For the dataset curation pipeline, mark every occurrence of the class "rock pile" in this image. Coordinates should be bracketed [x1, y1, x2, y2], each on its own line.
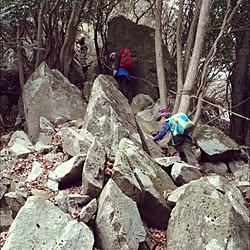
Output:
[1, 72, 249, 249]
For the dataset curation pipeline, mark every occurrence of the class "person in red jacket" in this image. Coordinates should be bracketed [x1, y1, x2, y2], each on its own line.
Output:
[109, 51, 132, 103]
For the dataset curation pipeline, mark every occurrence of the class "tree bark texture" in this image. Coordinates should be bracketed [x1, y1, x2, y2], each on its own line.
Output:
[172, 0, 184, 114]
[155, 0, 168, 109]
[16, 23, 25, 89]
[183, 0, 201, 78]
[35, 0, 45, 69]
[230, 30, 250, 148]
[193, 0, 236, 124]
[59, 1, 81, 78]
[178, 0, 210, 114]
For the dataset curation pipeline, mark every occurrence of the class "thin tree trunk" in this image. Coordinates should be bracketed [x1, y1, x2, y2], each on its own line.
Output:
[193, 0, 243, 123]
[178, 0, 210, 114]
[155, 0, 167, 108]
[59, 1, 81, 78]
[183, 0, 201, 78]
[172, 0, 184, 114]
[17, 23, 25, 89]
[35, 0, 45, 69]
[230, 30, 250, 147]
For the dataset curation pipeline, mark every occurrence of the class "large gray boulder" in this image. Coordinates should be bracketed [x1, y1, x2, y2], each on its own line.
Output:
[202, 162, 228, 175]
[167, 176, 250, 250]
[7, 131, 32, 148]
[2, 196, 94, 250]
[193, 125, 241, 162]
[107, 16, 176, 100]
[131, 94, 154, 115]
[48, 155, 85, 189]
[171, 162, 202, 186]
[60, 127, 94, 156]
[81, 74, 142, 157]
[23, 62, 87, 143]
[112, 138, 176, 229]
[82, 138, 106, 198]
[0, 200, 13, 232]
[96, 179, 146, 250]
[135, 101, 161, 135]
[228, 160, 250, 181]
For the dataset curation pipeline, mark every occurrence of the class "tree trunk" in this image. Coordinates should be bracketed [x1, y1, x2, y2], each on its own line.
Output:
[193, 0, 235, 123]
[59, 1, 81, 78]
[172, 0, 184, 114]
[16, 23, 25, 89]
[35, 0, 45, 69]
[178, 0, 210, 114]
[155, 0, 167, 108]
[230, 30, 250, 148]
[183, 0, 201, 78]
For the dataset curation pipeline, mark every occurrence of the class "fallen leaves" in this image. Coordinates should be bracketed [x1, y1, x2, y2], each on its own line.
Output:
[163, 188, 177, 200]
[148, 228, 167, 249]
[0, 230, 8, 249]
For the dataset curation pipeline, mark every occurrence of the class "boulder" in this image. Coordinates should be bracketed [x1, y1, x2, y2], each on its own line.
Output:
[228, 160, 250, 181]
[79, 199, 97, 224]
[81, 74, 142, 157]
[82, 138, 106, 198]
[134, 100, 166, 158]
[171, 162, 203, 186]
[202, 162, 228, 175]
[107, 16, 176, 101]
[8, 144, 31, 159]
[2, 196, 94, 250]
[135, 101, 161, 134]
[4, 192, 25, 217]
[154, 156, 181, 170]
[26, 161, 43, 182]
[38, 116, 56, 144]
[47, 179, 59, 191]
[96, 179, 146, 250]
[167, 176, 250, 250]
[60, 127, 93, 156]
[0, 183, 8, 200]
[231, 180, 250, 192]
[112, 138, 176, 229]
[15, 182, 30, 199]
[193, 125, 240, 162]
[7, 131, 32, 148]
[131, 94, 154, 114]
[0, 200, 13, 232]
[67, 194, 91, 207]
[23, 62, 87, 143]
[48, 155, 85, 189]
[54, 191, 77, 215]
[167, 184, 187, 206]
[141, 136, 166, 158]
[82, 80, 94, 102]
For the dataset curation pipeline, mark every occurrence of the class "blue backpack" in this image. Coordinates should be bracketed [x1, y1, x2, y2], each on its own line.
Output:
[167, 113, 194, 136]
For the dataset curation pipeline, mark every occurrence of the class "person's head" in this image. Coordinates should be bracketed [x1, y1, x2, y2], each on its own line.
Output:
[109, 52, 116, 62]
[156, 109, 171, 123]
